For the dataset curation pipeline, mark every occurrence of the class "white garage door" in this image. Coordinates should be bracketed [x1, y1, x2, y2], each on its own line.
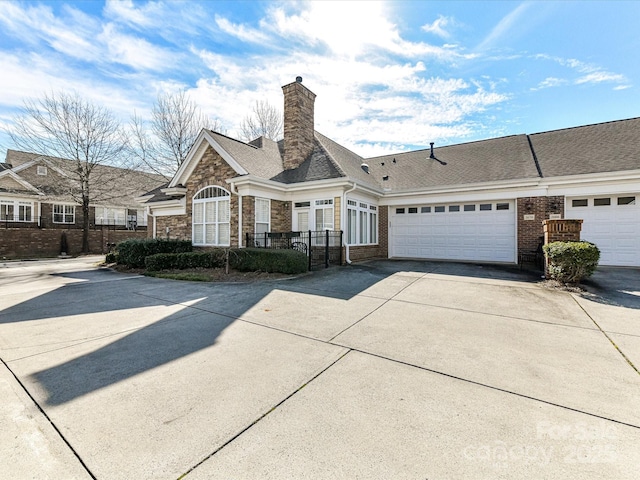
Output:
[565, 194, 640, 266]
[390, 201, 516, 263]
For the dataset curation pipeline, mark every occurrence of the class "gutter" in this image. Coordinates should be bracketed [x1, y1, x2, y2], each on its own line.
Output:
[343, 182, 357, 265]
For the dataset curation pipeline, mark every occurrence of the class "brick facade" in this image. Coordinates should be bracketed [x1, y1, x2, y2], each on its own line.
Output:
[0, 228, 147, 258]
[517, 196, 564, 257]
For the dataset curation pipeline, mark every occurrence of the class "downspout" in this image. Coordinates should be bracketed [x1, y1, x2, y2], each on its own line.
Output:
[343, 182, 357, 264]
[230, 182, 242, 248]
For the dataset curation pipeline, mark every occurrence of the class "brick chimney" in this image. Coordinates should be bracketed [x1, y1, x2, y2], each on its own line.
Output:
[282, 76, 316, 170]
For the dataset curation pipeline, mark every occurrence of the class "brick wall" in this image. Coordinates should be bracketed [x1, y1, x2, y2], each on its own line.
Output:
[0, 228, 147, 258]
[282, 80, 316, 170]
[517, 196, 564, 256]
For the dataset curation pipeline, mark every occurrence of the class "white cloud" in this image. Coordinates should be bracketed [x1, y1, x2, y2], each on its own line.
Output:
[258, 1, 463, 60]
[99, 24, 177, 71]
[421, 15, 455, 39]
[533, 54, 628, 88]
[215, 16, 270, 44]
[531, 77, 568, 91]
[575, 72, 627, 85]
[476, 2, 531, 51]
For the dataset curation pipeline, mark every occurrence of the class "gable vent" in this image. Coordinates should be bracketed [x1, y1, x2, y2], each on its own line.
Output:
[37, 165, 47, 176]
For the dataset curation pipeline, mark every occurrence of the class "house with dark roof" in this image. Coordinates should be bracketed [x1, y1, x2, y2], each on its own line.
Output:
[0, 150, 166, 257]
[140, 78, 640, 267]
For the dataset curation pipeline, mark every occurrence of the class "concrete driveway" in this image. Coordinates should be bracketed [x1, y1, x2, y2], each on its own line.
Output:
[1, 257, 639, 479]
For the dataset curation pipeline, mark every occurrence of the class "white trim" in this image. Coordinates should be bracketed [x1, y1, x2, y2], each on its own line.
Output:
[0, 170, 44, 194]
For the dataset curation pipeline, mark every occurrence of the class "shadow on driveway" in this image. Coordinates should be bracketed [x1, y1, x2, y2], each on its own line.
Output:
[3, 260, 637, 407]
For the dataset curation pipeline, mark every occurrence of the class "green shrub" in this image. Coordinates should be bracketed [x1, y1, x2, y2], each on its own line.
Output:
[105, 252, 118, 264]
[116, 238, 192, 268]
[229, 248, 307, 274]
[543, 241, 600, 284]
[145, 250, 227, 271]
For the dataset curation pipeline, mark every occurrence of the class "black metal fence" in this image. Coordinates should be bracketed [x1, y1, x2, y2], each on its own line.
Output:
[245, 230, 343, 270]
[1, 216, 147, 231]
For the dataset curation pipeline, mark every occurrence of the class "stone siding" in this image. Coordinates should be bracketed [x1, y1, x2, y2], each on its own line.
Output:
[282, 81, 316, 170]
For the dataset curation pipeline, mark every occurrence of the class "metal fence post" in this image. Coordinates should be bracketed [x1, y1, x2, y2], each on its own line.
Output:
[308, 230, 312, 271]
[325, 229, 329, 268]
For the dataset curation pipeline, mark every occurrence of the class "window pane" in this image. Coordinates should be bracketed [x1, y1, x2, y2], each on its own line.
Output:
[359, 210, 367, 243]
[434, 206, 445, 213]
[370, 212, 377, 244]
[421, 206, 431, 213]
[255, 198, 269, 222]
[218, 200, 230, 222]
[464, 205, 476, 211]
[193, 225, 203, 243]
[496, 203, 510, 210]
[205, 225, 216, 244]
[594, 198, 611, 206]
[408, 207, 418, 214]
[618, 197, 635, 205]
[193, 203, 203, 223]
[347, 209, 357, 244]
[395, 208, 405, 214]
[572, 199, 588, 207]
[449, 205, 460, 212]
[480, 204, 492, 211]
[218, 224, 230, 244]
[315, 209, 324, 230]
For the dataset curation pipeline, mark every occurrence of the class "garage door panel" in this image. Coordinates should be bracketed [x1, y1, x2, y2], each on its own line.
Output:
[566, 196, 640, 266]
[391, 201, 515, 262]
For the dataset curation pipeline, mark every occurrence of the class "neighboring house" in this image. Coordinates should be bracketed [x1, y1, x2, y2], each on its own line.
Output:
[1, 149, 165, 230]
[140, 77, 640, 267]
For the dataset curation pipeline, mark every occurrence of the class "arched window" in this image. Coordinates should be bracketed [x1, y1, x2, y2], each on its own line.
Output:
[192, 186, 230, 246]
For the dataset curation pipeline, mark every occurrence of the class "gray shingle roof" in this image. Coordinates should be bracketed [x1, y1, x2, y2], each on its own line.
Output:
[365, 134, 540, 192]
[270, 139, 343, 183]
[3, 149, 166, 206]
[209, 131, 284, 179]
[530, 117, 640, 177]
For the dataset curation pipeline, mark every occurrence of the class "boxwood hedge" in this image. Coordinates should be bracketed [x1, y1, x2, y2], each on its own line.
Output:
[116, 239, 192, 268]
[543, 241, 600, 284]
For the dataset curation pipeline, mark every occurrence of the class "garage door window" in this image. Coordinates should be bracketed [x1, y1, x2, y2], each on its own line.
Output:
[572, 199, 588, 207]
[480, 204, 492, 211]
[464, 205, 476, 212]
[618, 196, 635, 205]
[435, 206, 445, 213]
[594, 198, 611, 206]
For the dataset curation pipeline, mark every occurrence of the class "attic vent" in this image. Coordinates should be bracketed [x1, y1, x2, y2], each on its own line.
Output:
[37, 165, 47, 176]
[360, 162, 370, 174]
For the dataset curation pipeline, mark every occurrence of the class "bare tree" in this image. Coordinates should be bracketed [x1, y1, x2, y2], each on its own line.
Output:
[9, 91, 130, 253]
[129, 91, 220, 178]
[239, 100, 283, 142]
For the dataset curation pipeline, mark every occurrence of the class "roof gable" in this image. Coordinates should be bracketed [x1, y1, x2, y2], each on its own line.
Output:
[0, 169, 43, 195]
[170, 130, 250, 188]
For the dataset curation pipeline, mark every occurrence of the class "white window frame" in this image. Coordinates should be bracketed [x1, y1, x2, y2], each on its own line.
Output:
[96, 207, 127, 226]
[0, 199, 34, 222]
[192, 186, 231, 247]
[254, 197, 271, 246]
[314, 199, 334, 231]
[53, 204, 75, 224]
[346, 198, 378, 245]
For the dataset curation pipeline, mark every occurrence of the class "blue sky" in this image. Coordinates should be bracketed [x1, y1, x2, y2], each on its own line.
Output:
[1, 0, 638, 160]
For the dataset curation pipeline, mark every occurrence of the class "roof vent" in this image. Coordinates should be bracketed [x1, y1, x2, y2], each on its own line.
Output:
[383, 175, 389, 181]
[360, 162, 370, 174]
[392, 158, 396, 164]
[428, 142, 447, 165]
[296, 76, 303, 83]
